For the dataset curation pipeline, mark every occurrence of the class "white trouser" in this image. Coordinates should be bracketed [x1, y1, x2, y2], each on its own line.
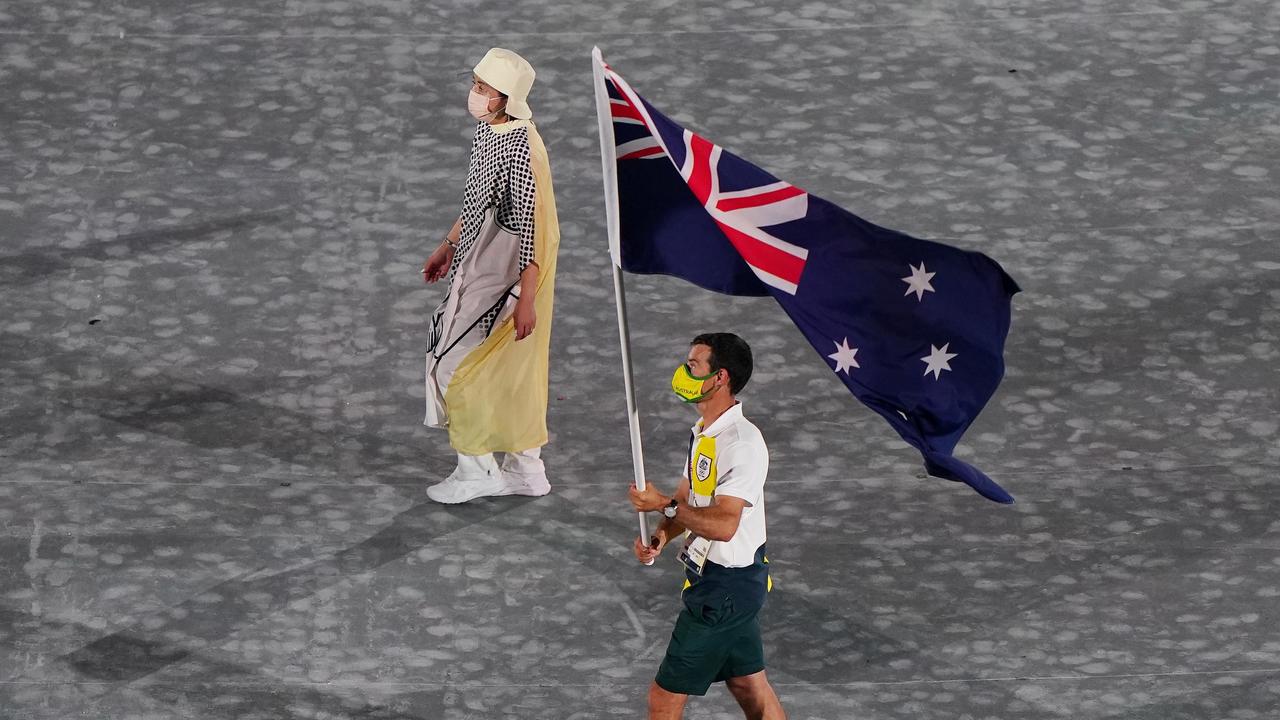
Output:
[449, 446, 543, 479]
[500, 446, 544, 476]
[452, 450, 500, 480]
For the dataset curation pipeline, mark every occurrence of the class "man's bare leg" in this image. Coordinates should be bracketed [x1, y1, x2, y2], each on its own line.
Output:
[648, 681, 690, 720]
[725, 670, 786, 720]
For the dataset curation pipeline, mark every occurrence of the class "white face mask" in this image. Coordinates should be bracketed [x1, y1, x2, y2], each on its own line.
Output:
[467, 89, 502, 120]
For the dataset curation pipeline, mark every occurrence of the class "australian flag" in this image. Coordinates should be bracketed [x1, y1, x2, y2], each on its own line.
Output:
[601, 56, 1021, 504]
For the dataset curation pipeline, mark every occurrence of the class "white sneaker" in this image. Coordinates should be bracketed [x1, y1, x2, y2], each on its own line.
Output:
[500, 469, 551, 497]
[499, 447, 550, 497]
[430, 465, 463, 487]
[427, 453, 505, 504]
[426, 472, 508, 504]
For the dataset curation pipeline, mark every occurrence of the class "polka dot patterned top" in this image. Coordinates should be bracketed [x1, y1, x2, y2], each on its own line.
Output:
[451, 120, 538, 283]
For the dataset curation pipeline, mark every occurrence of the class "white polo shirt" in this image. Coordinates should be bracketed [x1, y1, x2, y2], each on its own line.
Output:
[681, 402, 769, 569]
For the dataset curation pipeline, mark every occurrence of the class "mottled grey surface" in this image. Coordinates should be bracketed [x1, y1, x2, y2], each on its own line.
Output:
[2, 0, 1279, 718]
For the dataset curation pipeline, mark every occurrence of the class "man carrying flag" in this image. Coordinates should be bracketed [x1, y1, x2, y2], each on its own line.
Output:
[593, 48, 1020, 504]
[629, 333, 786, 720]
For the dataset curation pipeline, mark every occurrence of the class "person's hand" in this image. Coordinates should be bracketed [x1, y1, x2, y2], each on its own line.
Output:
[422, 242, 454, 283]
[629, 483, 671, 513]
[513, 295, 536, 340]
[633, 528, 668, 564]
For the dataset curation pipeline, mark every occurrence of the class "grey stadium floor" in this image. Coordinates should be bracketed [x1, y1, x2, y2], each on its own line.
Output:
[2, 1, 1279, 718]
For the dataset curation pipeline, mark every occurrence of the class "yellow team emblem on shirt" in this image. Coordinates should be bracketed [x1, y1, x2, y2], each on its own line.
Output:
[690, 435, 718, 498]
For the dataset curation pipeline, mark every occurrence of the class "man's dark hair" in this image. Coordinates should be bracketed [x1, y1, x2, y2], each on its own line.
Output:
[691, 333, 753, 395]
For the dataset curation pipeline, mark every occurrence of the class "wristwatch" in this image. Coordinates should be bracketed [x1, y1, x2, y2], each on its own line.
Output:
[662, 498, 679, 518]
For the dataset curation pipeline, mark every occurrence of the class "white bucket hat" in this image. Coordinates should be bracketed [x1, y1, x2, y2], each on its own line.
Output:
[473, 48, 535, 120]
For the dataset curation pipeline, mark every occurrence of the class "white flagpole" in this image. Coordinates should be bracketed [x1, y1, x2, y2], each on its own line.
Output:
[592, 47, 653, 556]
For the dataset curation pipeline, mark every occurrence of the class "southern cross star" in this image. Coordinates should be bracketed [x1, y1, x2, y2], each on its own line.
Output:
[921, 343, 957, 380]
[827, 337, 860, 374]
[902, 262, 937, 302]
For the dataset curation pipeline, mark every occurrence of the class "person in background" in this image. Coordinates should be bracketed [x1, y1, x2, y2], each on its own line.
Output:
[422, 47, 559, 504]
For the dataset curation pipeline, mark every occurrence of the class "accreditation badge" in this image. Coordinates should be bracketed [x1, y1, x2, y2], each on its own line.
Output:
[678, 534, 713, 576]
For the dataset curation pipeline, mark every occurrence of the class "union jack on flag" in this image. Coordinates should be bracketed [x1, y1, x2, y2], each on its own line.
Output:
[598, 53, 1021, 503]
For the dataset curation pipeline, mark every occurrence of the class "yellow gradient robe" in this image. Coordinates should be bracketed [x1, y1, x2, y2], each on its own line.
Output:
[444, 121, 558, 454]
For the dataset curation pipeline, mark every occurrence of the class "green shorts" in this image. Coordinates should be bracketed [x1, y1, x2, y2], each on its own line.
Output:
[654, 548, 769, 696]
[655, 597, 764, 696]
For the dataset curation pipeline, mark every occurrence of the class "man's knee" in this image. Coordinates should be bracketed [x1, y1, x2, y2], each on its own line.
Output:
[726, 671, 785, 720]
[725, 670, 775, 709]
[725, 669, 768, 693]
[648, 681, 672, 704]
[648, 680, 687, 718]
